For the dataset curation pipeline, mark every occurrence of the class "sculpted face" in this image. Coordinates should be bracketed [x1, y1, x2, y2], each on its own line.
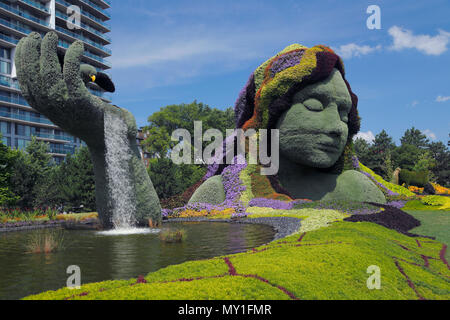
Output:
[276, 69, 352, 168]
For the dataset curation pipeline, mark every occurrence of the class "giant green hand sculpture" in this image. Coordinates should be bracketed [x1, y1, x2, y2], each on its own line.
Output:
[15, 32, 161, 229]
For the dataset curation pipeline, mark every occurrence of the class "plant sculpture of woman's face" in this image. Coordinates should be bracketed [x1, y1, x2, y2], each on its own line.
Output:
[276, 68, 352, 169]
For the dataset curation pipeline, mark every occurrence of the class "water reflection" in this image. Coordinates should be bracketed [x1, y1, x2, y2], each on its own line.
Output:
[0, 222, 274, 300]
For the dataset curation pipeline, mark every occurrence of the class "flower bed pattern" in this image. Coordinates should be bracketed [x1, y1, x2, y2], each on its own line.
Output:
[24, 221, 450, 300]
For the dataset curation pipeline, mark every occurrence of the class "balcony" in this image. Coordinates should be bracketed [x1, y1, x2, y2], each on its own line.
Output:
[55, 10, 111, 43]
[0, 110, 55, 126]
[0, 75, 21, 91]
[0, 1, 50, 28]
[79, 0, 110, 19]
[0, 94, 29, 107]
[33, 132, 74, 142]
[0, 32, 19, 46]
[55, 0, 110, 30]
[0, 16, 31, 36]
[55, 25, 111, 55]
[18, 0, 50, 15]
[49, 144, 75, 155]
[58, 39, 112, 68]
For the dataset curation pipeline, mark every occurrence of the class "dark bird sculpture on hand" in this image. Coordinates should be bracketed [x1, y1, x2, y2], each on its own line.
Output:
[57, 51, 115, 93]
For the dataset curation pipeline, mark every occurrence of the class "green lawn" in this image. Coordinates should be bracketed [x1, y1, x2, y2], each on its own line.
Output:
[24, 220, 450, 300]
[407, 210, 450, 261]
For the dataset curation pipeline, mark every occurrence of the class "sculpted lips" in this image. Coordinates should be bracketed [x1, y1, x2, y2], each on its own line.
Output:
[316, 142, 341, 153]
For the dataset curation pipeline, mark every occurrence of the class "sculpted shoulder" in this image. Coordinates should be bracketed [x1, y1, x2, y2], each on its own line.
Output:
[322, 170, 386, 204]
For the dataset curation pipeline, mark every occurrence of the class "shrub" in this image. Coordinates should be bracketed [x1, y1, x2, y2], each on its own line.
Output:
[159, 229, 186, 243]
[26, 230, 65, 254]
[399, 169, 428, 187]
[421, 195, 450, 209]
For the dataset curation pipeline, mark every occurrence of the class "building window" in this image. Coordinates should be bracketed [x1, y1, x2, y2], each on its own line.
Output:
[0, 121, 10, 134]
[2, 136, 11, 147]
[0, 47, 11, 60]
[0, 60, 11, 74]
[15, 124, 31, 137]
[15, 138, 30, 150]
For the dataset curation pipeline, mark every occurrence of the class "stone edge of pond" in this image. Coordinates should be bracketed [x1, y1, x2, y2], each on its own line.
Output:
[165, 217, 301, 242]
[0, 221, 66, 233]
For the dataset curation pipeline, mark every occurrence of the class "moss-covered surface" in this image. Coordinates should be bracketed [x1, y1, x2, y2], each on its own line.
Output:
[188, 175, 226, 205]
[24, 215, 449, 300]
[321, 170, 386, 203]
[407, 210, 450, 261]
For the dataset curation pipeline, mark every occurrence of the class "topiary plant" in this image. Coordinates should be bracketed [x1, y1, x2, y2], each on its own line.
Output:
[14, 32, 161, 228]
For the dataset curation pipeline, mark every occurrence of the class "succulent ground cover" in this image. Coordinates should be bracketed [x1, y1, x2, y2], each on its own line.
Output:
[24, 221, 450, 300]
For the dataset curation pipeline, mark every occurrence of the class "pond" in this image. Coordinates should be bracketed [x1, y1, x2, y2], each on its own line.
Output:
[0, 221, 275, 300]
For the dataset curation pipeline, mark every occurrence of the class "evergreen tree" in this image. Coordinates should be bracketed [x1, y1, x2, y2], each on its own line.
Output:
[400, 127, 429, 148]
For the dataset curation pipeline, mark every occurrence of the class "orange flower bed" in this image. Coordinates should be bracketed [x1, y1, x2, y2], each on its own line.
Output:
[431, 183, 450, 195]
[408, 186, 424, 194]
[177, 208, 235, 218]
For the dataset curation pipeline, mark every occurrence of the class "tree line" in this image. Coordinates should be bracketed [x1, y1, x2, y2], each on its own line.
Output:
[354, 128, 449, 187]
[1, 101, 448, 209]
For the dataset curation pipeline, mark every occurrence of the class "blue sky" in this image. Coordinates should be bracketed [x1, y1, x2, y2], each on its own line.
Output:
[108, 0, 450, 144]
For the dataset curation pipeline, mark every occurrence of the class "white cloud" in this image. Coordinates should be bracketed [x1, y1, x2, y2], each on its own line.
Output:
[422, 129, 437, 141]
[354, 131, 375, 143]
[388, 26, 450, 55]
[334, 43, 381, 59]
[411, 100, 419, 107]
[436, 95, 450, 102]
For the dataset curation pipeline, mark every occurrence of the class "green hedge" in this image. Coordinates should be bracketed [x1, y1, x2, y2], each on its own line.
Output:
[399, 169, 429, 187]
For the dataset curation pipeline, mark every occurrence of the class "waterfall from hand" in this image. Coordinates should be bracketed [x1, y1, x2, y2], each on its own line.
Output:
[104, 111, 137, 230]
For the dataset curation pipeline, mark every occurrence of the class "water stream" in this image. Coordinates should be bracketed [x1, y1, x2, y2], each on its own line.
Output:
[103, 111, 138, 231]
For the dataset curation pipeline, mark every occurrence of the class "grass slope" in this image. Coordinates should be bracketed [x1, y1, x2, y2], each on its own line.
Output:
[407, 210, 450, 261]
[24, 221, 450, 300]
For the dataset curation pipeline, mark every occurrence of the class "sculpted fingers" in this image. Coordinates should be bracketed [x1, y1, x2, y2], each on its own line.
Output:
[63, 41, 90, 99]
[15, 33, 42, 106]
[40, 32, 66, 102]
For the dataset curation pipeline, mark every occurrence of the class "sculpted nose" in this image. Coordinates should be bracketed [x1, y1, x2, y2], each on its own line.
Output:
[324, 103, 346, 138]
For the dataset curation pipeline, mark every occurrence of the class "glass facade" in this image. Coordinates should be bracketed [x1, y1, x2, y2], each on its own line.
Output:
[0, 0, 111, 162]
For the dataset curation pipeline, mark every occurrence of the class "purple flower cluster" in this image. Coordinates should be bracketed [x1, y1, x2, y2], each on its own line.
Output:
[161, 209, 172, 218]
[248, 198, 310, 210]
[221, 155, 248, 216]
[351, 156, 360, 170]
[361, 171, 399, 197]
[270, 51, 304, 77]
[203, 131, 238, 180]
[234, 73, 256, 128]
[173, 155, 249, 217]
[386, 201, 407, 209]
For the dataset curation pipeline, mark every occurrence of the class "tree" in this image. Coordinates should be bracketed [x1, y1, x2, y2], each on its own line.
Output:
[354, 137, 371, 165]
[392, 144, 423, 171]
[383, 151, 394, 183]
[143, 101, 233, 198]
[34, 146, 96, 210]
[366, 130, 396, 176]
[143, 101, 234, 159]
[10, 137, 52, 208]
[147, 158, 180, 199]
[147, 157, 206, 199]
[400, 127, 429, 149]
[427, 141, 450, 186]
[0, 134, 19, 206]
